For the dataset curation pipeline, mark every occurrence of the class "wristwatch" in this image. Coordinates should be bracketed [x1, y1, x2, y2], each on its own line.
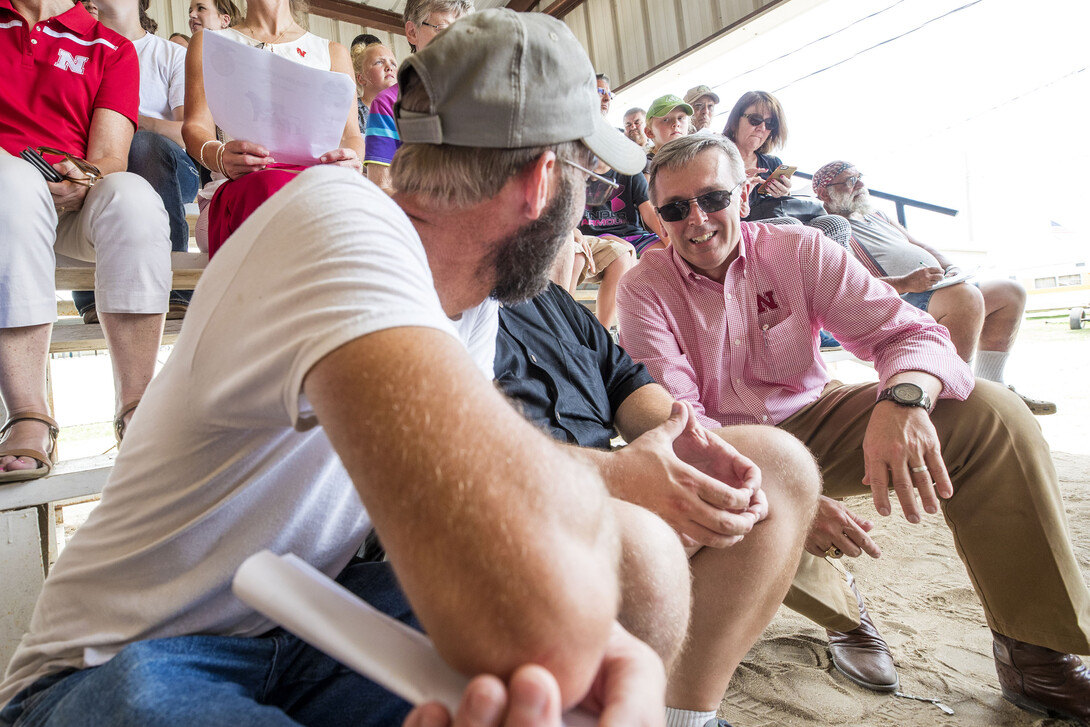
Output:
[876, 382, 932, 412]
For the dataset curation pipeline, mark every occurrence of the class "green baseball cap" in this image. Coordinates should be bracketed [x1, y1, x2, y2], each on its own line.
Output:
[646, 94, 694, 120]
[394, 9, 646, 176]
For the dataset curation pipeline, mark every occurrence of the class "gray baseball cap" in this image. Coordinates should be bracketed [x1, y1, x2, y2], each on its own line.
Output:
[394, 9, 646, 176]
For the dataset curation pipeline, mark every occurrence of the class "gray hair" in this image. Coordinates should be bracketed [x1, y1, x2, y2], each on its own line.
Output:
[403, 0, 474, 26]
[623, 107, 645, 118]
[390, 67, 592, 209]
[648, 134, 745, 205]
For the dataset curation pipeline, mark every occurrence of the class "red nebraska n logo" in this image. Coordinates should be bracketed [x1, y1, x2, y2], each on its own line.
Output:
[55, 49, 89, 74]
[755, 290, 778, 314]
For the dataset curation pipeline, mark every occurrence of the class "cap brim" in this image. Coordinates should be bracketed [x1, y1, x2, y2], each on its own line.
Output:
[583, 113, 646, 176]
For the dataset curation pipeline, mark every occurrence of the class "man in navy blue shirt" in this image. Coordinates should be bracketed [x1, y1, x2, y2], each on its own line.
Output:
[495, 283, 821, 727]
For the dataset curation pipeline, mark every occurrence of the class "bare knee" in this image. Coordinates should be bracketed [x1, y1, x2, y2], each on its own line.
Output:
[713, 425, 821, 516]
[612, 499, 690, 669]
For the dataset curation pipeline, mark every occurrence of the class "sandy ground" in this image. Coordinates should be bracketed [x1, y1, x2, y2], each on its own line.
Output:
[720, 314, 1090, 726]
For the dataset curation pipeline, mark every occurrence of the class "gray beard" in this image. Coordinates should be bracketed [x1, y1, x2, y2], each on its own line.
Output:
[828, 188, 873, 218]
[484, 170, 582, 305]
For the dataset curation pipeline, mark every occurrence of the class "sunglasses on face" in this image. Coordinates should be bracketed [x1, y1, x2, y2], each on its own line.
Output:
[596, 87, 614, 99]
[655, 182, 742, 223]
[828, 174, 863, 188]
[744, 113, 777, 131]
[37, 146, 101, 187]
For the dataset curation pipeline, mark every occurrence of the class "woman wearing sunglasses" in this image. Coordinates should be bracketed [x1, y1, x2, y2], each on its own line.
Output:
[723, 90, 793, 220]
[183, 0, 364, 256]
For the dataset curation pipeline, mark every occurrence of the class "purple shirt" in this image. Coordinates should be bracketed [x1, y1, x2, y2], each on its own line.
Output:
[617, 221, 974, 428]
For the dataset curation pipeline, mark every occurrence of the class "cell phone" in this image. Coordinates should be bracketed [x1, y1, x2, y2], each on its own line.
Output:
[20, 147, 64, 183]
[757, 164, 796, 194]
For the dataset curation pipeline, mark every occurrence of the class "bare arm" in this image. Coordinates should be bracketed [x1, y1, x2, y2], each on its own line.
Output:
[637, 200, 664, 240]
[304, 327, 621, 705]
[139, 105, 186, 148]
[367, 163, 394, 195]
[49, 106, 133, 210]
[182, 32, 272, 177]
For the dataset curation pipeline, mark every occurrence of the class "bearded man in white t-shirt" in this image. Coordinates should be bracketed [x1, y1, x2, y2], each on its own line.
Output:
[0, 11, 696, 727]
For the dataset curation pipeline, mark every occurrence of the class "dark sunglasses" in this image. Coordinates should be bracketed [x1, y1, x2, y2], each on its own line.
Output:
[656, 183, 741, 222]
[744, 113, 778, 131]
[37, 146, 101, 187]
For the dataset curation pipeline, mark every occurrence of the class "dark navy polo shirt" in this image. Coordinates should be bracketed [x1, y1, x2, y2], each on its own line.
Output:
[495, 283, 655, 450]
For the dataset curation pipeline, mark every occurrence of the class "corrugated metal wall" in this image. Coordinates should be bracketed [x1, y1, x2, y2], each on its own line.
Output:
[147, 0, 785, 86]
[564, 0, 785, 89]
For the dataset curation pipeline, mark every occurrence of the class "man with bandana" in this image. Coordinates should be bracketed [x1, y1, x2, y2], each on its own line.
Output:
[812, 160, 1055, 415]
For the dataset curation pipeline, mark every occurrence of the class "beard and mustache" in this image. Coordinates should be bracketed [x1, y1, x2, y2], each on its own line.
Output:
[482, 166, 583, 305]
[827, 186, 873, 218]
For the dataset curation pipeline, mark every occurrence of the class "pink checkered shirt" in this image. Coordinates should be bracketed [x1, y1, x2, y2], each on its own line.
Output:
[617, 222, 974, 428]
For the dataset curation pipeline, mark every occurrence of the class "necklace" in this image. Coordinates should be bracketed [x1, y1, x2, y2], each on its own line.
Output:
[240, 23, 293, 49]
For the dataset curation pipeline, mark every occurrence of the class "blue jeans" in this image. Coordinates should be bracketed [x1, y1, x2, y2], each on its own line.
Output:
[73, 131, 199, 313]
[0, 561, 415, 726]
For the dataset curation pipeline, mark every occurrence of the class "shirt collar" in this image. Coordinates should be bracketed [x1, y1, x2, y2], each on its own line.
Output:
[668, 226, 751, 283]
[52, 2, 96, 35]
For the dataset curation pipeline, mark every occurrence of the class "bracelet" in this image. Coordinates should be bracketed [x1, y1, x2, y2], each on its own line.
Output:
[215, 142, 233, 180]
[199, 139, 222, 171]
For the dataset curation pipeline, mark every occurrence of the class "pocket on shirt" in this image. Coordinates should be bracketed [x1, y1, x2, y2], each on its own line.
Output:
[751, 313, 810, 381]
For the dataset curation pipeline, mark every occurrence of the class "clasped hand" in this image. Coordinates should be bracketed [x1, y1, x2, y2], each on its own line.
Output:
[613, 401, 765, 549]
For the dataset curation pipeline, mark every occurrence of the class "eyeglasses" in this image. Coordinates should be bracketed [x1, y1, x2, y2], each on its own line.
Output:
[743, 113, 778, 131]
[655, 183, 742, 223]
[561, 157, 620, 206]
[37, 146, 101, 187]
[419, 20, 448, 31]
[828, 174, 863, 188]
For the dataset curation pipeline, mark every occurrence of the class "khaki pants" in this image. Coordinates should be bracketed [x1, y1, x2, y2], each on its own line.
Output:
[777, 379, 1090, 654]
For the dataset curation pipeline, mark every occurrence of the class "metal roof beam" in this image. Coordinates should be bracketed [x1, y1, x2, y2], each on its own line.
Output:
[307, 0, 404, 33]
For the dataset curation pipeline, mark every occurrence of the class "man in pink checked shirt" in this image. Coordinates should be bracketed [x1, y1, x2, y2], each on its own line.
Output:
[616, 133, 1090, 722]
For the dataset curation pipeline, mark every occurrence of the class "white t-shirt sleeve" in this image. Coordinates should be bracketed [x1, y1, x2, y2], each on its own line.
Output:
[180, 165, 462, 430]
[134, 33, 187, 119]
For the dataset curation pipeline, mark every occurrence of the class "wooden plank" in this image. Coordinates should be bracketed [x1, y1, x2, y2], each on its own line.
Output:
[55, 252, 208, 291]
[307, 0, 403, 33]
[0, 453, 115, 512]
[49, 318, 185, 354]
[0, 508, 47, 673]
[505, 0, 542, 11]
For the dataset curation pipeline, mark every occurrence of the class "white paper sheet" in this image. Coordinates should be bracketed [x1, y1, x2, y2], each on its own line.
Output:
[929, 268, 978, 290]
[233, 551, 598, 726]
[202, 30, 354, 166]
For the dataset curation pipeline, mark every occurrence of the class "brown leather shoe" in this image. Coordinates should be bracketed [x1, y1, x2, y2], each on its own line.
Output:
[826, 574, 899, 691]
[993, 630, 1090, 723]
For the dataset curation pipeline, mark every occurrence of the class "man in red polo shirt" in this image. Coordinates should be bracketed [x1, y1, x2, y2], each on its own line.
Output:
[0, 0, 171, 483]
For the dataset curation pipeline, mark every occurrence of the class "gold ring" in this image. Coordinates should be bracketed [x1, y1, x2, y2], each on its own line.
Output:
[910, 465, 929, 473]
[825, 545, 843, 559]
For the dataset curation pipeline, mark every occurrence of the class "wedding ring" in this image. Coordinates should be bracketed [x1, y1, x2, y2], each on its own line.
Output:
[910, 465, 929, 473]
[825, 545, 843, 559]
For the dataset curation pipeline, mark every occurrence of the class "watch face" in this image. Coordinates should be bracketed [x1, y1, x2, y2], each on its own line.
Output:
[892, 383, 924, 404]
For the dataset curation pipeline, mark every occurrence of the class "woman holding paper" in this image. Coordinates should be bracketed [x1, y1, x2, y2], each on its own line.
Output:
[183, 0, 364, 255]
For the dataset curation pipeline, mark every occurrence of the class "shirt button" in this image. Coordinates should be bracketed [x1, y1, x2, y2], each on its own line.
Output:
[736, 378, 742, 384]
[762, 324, 769, 331]
[734, 338, 741, 345]
[762, 415, 768, 422]
[31, 38, 37, 43]
[726, 293, 732, 300]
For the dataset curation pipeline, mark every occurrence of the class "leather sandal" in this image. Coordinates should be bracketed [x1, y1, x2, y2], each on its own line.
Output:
[114, 400, 141, 446]
[0, 412, 59, 485]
